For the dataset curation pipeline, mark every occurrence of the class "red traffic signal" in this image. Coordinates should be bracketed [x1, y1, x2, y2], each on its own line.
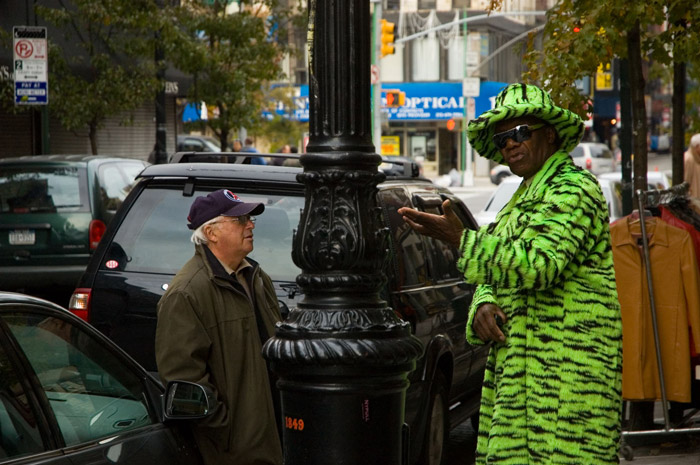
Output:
[385, 90, 405, 108]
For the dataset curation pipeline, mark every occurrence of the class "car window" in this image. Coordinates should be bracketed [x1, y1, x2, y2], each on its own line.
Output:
[97, 162, 144, 211]
[590, 145, 613, 159]
[106, 187, 303, 281]
[570, 146, 584, 158]
[0, 335, 45, 459]
[4, 312, 154, 446]
[184, 139, 205, 151]
[378, 188, 429, 288]
[0, 166, 89, 213]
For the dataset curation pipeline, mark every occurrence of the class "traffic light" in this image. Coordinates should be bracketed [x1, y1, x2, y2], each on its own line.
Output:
[385, 90, 405, 108]
[573, 19, 584, 33]
[380, 19, 396, 58]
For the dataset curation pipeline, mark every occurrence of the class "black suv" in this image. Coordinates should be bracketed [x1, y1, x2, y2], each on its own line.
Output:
[70, 154, 487, 465]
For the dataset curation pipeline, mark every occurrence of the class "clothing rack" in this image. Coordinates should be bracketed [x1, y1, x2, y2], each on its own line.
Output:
[620, 182, 699, 460]
[643, 182, 689, 208]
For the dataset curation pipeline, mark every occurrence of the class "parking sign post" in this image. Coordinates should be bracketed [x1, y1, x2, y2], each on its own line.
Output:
[13, 26, 48, 105]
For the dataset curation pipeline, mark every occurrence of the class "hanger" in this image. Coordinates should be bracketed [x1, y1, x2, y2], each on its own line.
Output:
[628, 209, 654, 225]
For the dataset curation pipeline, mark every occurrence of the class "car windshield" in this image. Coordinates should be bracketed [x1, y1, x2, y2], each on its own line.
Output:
[106, 187, 303, 281]
[0, 166, 88, 213]
[590, 144, 613, 159]
[570, 146, 584, 158]
[483, 180, 521, 213]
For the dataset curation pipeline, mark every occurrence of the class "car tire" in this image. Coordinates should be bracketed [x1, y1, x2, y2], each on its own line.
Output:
[494, 171, 510, 185]
[419, 372, 449, 465]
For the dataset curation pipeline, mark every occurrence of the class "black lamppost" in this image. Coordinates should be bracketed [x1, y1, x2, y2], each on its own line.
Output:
[154, 0, 167, 164]
[262, 1, 422, 464]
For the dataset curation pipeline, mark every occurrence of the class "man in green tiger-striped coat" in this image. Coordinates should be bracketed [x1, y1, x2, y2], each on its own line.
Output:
[399, 83, 622, 464]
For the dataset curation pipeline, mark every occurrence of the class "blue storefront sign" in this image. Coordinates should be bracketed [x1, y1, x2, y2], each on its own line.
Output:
[282, 81, 507, 122]
[186, 81, 508, 123]
[381, 81, 507, 121]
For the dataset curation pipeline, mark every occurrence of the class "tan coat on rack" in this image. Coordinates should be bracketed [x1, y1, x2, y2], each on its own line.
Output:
[611, 216, 700, 402]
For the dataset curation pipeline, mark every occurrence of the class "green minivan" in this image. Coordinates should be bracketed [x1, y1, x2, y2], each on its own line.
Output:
[0, 155, 148, 294]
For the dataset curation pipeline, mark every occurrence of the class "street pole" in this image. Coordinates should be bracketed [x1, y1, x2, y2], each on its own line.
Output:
[154, 0, 167, 164]
[461, 8, 474, 187]
[372, 0, 382, 153]
[263, 1, 422, 464]
[619, 58, 633, 216]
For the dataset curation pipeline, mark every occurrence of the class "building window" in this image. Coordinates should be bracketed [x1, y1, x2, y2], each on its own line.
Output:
[411, 36, 439, 81]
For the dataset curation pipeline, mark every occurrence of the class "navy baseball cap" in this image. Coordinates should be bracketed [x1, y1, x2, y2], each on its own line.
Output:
[187, 189, 265, 230]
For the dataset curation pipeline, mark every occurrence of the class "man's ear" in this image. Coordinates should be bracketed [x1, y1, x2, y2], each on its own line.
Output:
[204, 224, 217, 243]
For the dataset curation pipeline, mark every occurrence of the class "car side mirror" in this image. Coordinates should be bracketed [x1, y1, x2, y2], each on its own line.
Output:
[163, 380, 217, 420]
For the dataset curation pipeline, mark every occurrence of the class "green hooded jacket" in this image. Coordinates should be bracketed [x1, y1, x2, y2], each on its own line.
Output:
[156, 244, 282, 465]
[458, 151, 623, 464]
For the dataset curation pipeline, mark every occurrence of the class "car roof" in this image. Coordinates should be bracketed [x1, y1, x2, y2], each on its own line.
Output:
[0, 154, 145, 165]
[598, 171, 666, 180]
[141, 153, 428, 184]
[139, 161, 303, 184]
[0, 290, 67, 311]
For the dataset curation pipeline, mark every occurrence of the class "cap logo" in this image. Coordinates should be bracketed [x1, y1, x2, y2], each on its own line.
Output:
[224, 190, 241, 202]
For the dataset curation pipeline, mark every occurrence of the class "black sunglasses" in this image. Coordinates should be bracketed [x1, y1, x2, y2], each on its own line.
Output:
[492, 123, 545, 149]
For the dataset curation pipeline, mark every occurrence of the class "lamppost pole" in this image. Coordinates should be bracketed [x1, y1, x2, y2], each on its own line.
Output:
[263, 1, 422, 464]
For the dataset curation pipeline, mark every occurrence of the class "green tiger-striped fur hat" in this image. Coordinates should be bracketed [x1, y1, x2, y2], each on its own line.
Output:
[467, 83, 584, 164]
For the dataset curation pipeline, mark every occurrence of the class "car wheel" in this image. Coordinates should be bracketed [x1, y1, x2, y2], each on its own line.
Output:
[419, 372, 449, 465]
[494, 171, 510, 185]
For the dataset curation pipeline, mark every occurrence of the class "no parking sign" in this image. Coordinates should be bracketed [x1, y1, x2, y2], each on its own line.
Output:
[13, 26, 48, 105]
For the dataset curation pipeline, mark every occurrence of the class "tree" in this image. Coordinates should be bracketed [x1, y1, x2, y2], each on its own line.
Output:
[522, 0, 700, 192]
[34, 0, 163, 154]
[165, 0, 287, 150]
[259, 84, 308, 151]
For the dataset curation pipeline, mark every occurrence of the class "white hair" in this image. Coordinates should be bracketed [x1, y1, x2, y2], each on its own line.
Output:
[691, 133, 700, 148]
[190, 216, 222, 245]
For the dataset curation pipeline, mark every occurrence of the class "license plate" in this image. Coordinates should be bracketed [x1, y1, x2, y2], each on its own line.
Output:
[9, 229, 35, 245]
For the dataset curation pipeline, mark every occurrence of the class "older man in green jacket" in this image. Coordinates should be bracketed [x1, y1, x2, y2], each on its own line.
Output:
[399, 84, 622, 464]
[156, 189, 282, 465]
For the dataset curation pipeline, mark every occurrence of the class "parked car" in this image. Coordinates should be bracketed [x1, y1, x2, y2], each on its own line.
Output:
[571, 142, 616, 175]
[489, 164, 513, 185]
[69, 154, 488, 465]
[176, 135, 221, 153]
[597, 178, 623, 223]
[476, 174, 624, 227]
[476, 175, 521, 226]
[0, 155, 148, 293]
[598, 170, 671, 191]
[0, 291, 213, 464]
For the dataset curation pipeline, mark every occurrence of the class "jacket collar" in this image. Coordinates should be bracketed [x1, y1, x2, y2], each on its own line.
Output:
[524, 150, 571, 197]
[195, 244, 260, 281]
[611, 216, 670, 248]
[498, 150, 572, 217]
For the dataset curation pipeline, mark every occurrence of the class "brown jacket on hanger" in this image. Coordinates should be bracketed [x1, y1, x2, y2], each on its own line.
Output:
[611, 216, 700, 402]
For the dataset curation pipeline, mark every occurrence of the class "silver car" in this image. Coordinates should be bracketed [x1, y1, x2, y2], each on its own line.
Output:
[571, 142, 616, 175]
[476, 175, 622, 226]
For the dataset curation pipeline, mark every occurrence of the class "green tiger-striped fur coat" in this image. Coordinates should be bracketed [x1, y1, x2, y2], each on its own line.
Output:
[457, 151, 623, 464]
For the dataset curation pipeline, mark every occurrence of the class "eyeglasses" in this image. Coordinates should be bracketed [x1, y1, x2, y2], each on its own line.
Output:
[492, 123, 545, 150]
[211, 215, 256, 226]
